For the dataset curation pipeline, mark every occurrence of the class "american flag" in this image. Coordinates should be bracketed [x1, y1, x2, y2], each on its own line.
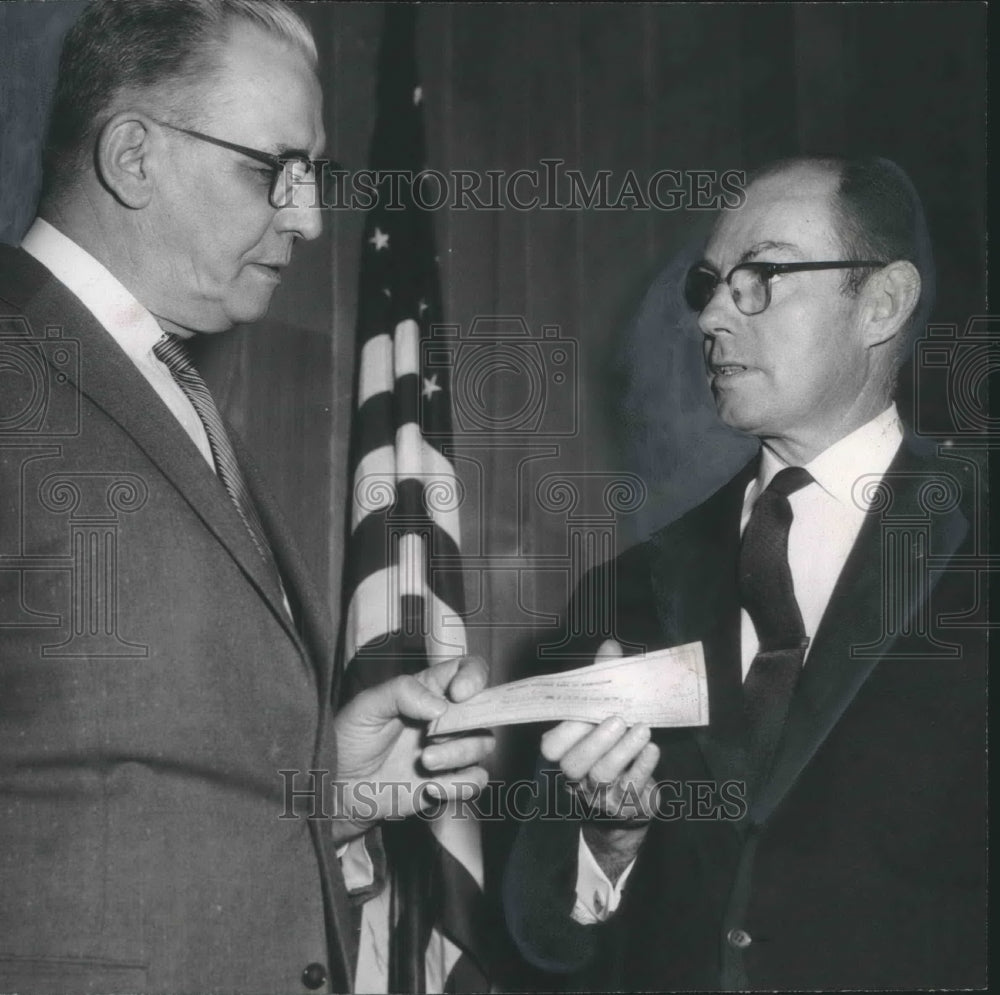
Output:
[338, 6, 489, 992]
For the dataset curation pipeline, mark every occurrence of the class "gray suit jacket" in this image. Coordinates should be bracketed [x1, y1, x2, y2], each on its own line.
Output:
[0, 244, 360, 994]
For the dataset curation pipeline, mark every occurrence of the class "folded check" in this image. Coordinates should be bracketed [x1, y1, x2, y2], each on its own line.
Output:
[428, 642, 708, 735]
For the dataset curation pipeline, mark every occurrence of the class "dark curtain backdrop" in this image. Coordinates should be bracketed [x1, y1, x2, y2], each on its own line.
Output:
[0, 3, 987, 985]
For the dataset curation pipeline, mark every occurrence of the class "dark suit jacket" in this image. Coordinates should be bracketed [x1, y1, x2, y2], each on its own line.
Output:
[0, 244, 360, 994]
[504, 439, 986, 990]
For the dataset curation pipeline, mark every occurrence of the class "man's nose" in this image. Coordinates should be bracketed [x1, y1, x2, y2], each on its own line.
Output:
[697, 281, 737, 338]
[275, 187, 323, 242]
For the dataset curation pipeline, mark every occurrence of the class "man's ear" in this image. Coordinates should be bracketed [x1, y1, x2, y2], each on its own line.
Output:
[95, 112, 156, 209]
[859, 260, 921, 348]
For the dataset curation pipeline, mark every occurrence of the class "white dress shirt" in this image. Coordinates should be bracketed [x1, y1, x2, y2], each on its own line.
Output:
[572, 405, 903, 923]
[22, 217, 214, 468]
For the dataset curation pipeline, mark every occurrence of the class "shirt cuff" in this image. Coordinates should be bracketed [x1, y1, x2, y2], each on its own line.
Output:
[337, 836, 375, 893]
[570, 829, 637, 924]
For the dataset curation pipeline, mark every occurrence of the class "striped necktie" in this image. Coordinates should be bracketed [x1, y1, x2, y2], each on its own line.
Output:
[739, 465, 814, 785]
[153, 333, 286, 601]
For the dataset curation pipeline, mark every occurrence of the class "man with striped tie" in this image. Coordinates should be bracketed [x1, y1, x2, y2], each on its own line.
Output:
[0, 2, 491, 992]
[504, 156, 986, 989]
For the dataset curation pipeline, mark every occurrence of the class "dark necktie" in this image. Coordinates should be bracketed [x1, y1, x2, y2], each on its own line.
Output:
[153, 333, 285, 601]
[739, 465, 814, 782]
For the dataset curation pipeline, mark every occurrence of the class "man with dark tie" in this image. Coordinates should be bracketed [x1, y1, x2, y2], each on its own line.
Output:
[503, 156, 986, 989]
[0, 2, 491, 992]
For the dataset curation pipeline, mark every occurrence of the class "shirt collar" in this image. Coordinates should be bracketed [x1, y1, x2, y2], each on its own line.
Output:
[21, 217, 165, 362]
[754, 405, 903, 511]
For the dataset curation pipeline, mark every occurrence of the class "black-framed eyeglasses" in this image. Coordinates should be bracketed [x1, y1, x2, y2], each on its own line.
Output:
[152, 119, 330, 209]
[684, 259, 888, 316]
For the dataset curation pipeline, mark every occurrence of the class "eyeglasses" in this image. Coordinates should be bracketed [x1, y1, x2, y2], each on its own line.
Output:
[684, 259, 888, 316]
[152, 119, 326, 209]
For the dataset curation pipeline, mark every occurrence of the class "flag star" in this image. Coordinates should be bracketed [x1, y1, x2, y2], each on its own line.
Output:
[422, 374, 443, 400]
[369, 227, 390, 251]
[413, 85, 423, 106]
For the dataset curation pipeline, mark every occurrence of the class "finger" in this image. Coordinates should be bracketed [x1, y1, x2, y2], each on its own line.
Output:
[416, 655, 488, 700]
[587, 724, 652, 785]
[621, 741, 660, 793]
[558, 717, 630, 782]
[540, 720, 598, 762]
[416, 655, 463, 694]
[595, 639, 624, 660]
[613, 742, 661, 819]
[377, 674, 447, 723]
[447, 655, 489, 702]
[421, 732, 495, 771]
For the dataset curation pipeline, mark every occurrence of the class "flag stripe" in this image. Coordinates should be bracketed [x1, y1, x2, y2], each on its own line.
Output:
[393, 319, 421, 377]
[355, 393, 397, 456]
[344, 569, 468, 670]
[358, 334, 394, 406]
[351, 445, 464, 548]
[430, 809, 483, 884]
[353, 386, 458, 470]
[346, 502, 461, 584]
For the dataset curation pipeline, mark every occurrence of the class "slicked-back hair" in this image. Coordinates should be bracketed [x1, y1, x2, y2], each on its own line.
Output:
[749, 154, 935, 373]
[42, 0, 317, 196]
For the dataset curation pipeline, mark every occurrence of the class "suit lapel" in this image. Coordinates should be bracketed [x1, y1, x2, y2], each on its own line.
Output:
[648, 461, 756, 789]
[750, 442, 970, 823]
[11, 249, 303, 650]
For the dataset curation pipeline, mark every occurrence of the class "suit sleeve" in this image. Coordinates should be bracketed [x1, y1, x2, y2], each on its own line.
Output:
[502, 541, 668, 975]
[502, 758, 606, 974]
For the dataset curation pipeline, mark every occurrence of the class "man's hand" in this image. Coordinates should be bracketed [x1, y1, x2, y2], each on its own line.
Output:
[330, 656, 494, 845]
[540, 640, 660, 882]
